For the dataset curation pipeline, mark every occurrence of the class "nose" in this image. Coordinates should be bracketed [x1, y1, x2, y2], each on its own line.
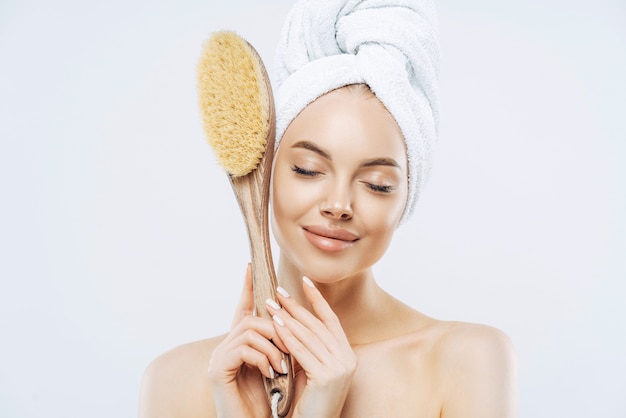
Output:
[320, 183, 353, 221]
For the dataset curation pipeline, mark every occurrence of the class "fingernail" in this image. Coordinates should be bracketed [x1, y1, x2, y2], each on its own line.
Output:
[269, 365, 275, 379]
[276, 286, 290, 298]
[281, 359, 288, 374]
[273, 314, 285, 327]
[266, 298, 280, 310]
[302, 276, 315, 288]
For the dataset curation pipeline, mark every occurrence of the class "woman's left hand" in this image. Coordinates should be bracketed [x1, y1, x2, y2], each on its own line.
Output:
[265, 277, 357, 418]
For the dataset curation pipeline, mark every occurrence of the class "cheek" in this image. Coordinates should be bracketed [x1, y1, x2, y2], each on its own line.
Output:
[271, 163, 316, 233]
[363, 201, 403, 262]
[369, 205, 402, 247]
[361, 186, 407, 230]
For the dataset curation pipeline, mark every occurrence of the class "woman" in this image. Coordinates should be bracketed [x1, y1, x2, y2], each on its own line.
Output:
[139, 1, 517, 417]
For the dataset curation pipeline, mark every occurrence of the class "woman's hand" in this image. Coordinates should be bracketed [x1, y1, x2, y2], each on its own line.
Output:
[208, 268, 356, 418]
[207, 264, 289, 418]
[265, 276, 357, 418]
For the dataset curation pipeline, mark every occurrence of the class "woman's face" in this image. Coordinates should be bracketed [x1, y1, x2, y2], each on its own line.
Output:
[271, 87, 408, 283]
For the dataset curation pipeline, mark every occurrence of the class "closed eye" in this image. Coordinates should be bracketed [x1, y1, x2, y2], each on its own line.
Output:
[364, 183, 394, 193]
[291, 165, 321, 177]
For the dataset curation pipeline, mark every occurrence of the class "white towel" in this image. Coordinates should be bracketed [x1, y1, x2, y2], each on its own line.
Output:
[275, 0, 440, 223]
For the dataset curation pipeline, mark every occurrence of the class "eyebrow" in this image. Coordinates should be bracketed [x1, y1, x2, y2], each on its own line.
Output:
[291, 140, 401, 169]
[361, 157, 401, 169]
[291, 140, 332, 160]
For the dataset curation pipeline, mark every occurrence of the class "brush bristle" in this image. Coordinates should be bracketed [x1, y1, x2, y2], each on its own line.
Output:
[197, 31, 270, 177]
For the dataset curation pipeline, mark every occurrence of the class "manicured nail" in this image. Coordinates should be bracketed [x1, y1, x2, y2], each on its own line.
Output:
[302, 276, 315, 288]
[273, 314, 285, 327]
[269, 365, 275, 379]
[276, 286, 290, 298]
[281, 359, 288, 374]
[266, 298, 280, 310]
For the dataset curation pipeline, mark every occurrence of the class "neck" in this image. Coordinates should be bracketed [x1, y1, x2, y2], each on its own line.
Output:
[276, 254, 393, 345]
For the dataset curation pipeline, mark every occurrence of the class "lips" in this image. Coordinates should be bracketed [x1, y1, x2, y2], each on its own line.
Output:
[302, 225, 359, 253]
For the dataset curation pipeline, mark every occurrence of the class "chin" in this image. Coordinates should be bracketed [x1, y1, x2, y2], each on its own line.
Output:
[304, 267, 361, 284]
[288, 249, 375, 285]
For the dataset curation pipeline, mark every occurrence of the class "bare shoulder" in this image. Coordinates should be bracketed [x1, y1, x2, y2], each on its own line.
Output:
[138, 336, 225, 418]
[436, 321, 516, 365]
[433, 321, 518, 418]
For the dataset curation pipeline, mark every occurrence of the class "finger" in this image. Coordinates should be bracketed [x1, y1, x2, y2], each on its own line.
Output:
[226, 314, 290, 354]
[268, 307, 332, 371]
[266, 298, 333, 367]
[229, 327, 287, 376]
[215, 316, 290, 379]
[220, 344, 277, 380]
[230, 263, 254, 329]
[301, 276, 350, 345]
[274, 280, 347, 351]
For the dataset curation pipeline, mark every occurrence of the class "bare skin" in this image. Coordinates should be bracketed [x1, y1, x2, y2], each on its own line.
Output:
[138, 87, 518, 418]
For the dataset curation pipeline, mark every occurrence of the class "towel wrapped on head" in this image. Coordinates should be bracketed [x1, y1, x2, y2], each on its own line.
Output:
[275, 0, 440, 223]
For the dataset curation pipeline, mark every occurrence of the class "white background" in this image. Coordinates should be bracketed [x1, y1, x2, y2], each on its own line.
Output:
[1, 0, 624, 417]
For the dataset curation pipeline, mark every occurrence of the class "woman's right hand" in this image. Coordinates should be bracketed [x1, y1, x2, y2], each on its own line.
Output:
[207, 264, 289, 418]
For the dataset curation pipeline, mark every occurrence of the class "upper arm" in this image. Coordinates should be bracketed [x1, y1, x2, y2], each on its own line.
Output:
[138, 352, 182, 418]
[138, 339, 217, 418]
[439, 324, 518, 418]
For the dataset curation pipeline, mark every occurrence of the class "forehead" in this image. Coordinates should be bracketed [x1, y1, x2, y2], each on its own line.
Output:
[279, 88, 407, 167]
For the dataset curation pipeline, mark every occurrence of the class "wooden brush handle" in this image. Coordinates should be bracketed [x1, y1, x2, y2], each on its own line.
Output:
[230, 169, 277, 320]
[230, 171, 294, 417]
[228, 101, 294, 416]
